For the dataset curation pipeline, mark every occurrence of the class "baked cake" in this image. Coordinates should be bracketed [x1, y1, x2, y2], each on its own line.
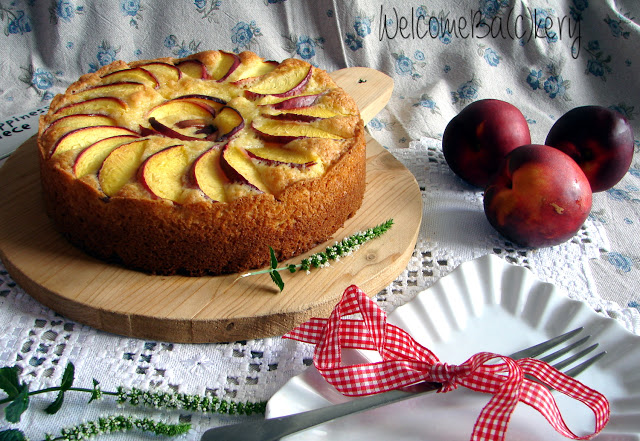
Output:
[37, 50, 366, 276]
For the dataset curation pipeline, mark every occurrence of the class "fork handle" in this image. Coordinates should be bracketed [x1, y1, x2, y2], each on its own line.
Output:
[200, 384, 441, 441]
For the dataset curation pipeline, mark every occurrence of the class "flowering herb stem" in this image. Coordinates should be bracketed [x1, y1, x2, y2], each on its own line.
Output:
[44, 416, 191, 441]
[237, 219, 394, 292]
[0, 363, 266, 441]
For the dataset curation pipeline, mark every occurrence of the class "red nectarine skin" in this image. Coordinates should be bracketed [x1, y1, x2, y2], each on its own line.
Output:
[219, 143, 262, 192]
[52, 96, 128, 116]
[271, 94, 321, 110]
[545, 105, 634, 192]
[148, 117, 203, 141]
[174, 94, 227, 106]
[245, 65, 312, 100]
[443, 99, 531, 188]
[263, 113, 320, 123]
[214, 106, 245, 142]
[101, 67, 160, 89]
[216, 51, 241, 82]
[245, 150, 316, 169]
[250, 121, 302, 144]
[176, 59, 208, 79]
[483, 144, 592, 248]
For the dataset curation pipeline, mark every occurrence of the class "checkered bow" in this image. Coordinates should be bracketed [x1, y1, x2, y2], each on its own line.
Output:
[284, 285, 610, 441]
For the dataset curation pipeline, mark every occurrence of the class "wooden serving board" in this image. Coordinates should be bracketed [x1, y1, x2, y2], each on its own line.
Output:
[0, 67, 422, 343]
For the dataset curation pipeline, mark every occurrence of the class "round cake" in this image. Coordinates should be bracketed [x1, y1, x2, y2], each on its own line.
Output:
[38, 50, 366, 276]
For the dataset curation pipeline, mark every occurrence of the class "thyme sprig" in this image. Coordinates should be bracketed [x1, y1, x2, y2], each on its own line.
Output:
[0, 363, 266, 441]
[238, 219, 394, 292]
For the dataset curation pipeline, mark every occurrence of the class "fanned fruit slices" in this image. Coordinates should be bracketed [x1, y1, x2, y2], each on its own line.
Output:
[40, 50, 359, 204]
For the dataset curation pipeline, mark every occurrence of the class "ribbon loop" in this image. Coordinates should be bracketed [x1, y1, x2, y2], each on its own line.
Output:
[284, 285, 610, 441]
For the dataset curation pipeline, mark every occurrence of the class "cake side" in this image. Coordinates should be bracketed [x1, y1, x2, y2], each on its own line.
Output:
[39, 125, 365, 276]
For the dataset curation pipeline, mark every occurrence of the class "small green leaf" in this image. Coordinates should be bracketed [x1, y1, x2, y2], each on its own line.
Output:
[0, 429, 27, 441]
[269, 246, 278, 270]
[268, 247, 285, 291]
[44, 390, 65, 415]
[89, 379, 102, 403]
[5, 385, 29, 423]
[270, 270, 285, 292]
[44, 362, 75, 414]
[0, 367, 20, 399]
[60, 362, 75, 391]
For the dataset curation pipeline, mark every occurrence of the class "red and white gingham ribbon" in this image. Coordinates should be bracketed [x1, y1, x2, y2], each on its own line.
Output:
[284, 285, 610, 441]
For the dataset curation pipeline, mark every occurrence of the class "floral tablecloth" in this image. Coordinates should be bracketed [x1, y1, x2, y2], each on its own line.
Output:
[1, 1, 639, 440]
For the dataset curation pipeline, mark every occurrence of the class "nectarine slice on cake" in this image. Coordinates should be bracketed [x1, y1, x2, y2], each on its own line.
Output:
[281, 107, 338, 119]
[50, 126, 139, 158]
[146, 100, 217, 141]
[245, 64, 312, 100]
[190, 146, 228, 202]
[220, 143, 267, 192]
[261, 94, 338, 121]
[246, 147, 319, 169]
[52, 97, 128, 118]
[270, 94, 321, 110]
[98, 139, 159, 196]
[137, 62, 182, 83]
[247, 147, 324, 195]
[209, 51, 240, 82]
[251, 119, 343, 144]
[139, 144, 192, 203]
[230, 60, 278, 85]
[148, 99, 217, 122]
[175, 59, 208, 79]
[213, 106, 245, 141]
[147, 118, 203, 141]
[73, 134, 140, 178]
[71, 82, 146, 102]
[172, 95, 226, 115]
[42, 114, 117, 140]
[262, 108, 338, 122]
[101, 67, 159, 89]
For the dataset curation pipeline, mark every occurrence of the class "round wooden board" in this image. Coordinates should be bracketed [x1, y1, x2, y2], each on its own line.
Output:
[0, 135, 421, 343]
[1, 61, 422, 344]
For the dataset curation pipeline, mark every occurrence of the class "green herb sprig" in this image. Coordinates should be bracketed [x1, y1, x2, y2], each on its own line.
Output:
[40, 416, 191, 441]
[238, 219, 394, 292]
[0, 363, 266, 441]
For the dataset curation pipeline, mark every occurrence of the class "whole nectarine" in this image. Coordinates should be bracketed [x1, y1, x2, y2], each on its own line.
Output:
[483, 144, 592, 248]
[545, 105, 634, 192]
[443, 99, 531, 188]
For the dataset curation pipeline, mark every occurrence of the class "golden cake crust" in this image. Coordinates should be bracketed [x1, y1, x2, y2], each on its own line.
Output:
[37, 50, 366, 276]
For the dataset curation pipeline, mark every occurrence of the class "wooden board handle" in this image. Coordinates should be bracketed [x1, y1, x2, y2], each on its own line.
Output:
[330, 67, 394, 124]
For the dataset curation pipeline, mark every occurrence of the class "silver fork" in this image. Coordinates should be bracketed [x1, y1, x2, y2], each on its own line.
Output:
[200, 327, 606, 441]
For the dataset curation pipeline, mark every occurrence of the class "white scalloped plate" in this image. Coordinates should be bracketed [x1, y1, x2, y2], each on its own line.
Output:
[266, 254, 640, 440]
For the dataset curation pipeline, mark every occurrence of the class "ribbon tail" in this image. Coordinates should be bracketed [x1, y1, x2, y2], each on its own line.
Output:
[517, 358, 610, 440]
[283, 317, 329, 345]
[471, 392, 520, 441]
[468, 356, 523, 441]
